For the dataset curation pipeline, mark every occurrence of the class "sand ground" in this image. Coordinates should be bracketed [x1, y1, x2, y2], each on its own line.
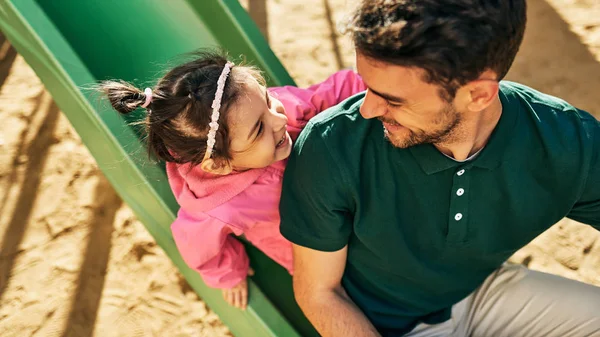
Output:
[1, 0, 600, 336]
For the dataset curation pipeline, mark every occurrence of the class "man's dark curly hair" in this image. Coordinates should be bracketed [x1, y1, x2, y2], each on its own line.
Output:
[344, 0, 527, 100]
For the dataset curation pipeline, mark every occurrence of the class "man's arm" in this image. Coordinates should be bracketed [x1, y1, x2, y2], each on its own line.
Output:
[292, 244, 381, 337]
[278, 114, 378, 334]
[567, 117, 600, 228]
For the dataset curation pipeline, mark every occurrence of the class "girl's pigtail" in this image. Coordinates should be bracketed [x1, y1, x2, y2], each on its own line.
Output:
[99, 80, 149, 114]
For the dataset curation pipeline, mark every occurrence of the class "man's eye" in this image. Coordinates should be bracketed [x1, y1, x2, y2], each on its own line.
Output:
[386, 100, 402, 108]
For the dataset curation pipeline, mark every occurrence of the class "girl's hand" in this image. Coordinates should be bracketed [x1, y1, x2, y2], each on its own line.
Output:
[222, 268, 254, 310]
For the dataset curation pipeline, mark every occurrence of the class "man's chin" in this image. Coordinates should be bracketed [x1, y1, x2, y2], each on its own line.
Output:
[384, 130, 418, 149]
[388, 139, 415, 149]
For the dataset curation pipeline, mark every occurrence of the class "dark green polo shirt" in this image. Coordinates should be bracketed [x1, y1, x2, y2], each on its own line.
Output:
[279, 81, 600, 335]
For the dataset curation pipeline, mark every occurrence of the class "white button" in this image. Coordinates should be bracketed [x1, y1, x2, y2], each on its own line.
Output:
[457, 169, 465, 176]
[457, 188, 465, 196]
[455, 213, 463, 221]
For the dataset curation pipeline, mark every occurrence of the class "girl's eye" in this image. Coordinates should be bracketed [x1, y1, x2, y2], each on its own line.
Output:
[257, 121, 264, 137]
[265, 91, 271, 109]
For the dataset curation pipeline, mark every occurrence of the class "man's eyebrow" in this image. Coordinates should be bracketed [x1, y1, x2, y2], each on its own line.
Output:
[368, 86, 406, 104]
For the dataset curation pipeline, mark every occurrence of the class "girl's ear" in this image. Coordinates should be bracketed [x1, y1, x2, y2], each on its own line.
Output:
[200, 158, 233, 175]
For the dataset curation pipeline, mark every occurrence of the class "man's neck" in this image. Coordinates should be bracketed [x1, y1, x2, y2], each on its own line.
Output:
[434, 97, 503, 161]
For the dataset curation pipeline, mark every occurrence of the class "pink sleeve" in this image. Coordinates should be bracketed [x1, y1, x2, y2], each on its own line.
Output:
[171, 208, 250, 289]
[268, 69, 366, 136]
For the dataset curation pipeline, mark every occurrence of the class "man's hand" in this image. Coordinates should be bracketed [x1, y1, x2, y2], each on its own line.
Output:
[292, 244, 381, 337]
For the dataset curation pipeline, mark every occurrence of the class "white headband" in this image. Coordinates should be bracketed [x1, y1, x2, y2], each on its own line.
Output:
[204, 62, 234, 160]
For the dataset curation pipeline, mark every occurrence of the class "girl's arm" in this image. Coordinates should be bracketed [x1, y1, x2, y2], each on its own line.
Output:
[171, 209, 250, 289]
[269, 69, 366, 132]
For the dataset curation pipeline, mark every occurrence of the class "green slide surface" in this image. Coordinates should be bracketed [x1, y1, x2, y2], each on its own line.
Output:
[0, 0, 318, 336]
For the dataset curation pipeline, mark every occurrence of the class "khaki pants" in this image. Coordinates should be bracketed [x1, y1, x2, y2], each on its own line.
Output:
[406, 264, 600, 337]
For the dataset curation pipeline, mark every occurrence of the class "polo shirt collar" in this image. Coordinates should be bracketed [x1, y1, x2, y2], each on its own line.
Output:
[409, 82, 520, 175]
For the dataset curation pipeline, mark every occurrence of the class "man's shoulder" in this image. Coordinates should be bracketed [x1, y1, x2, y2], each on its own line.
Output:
[501, 81, 599, 170]
[289, 92, 373, 186]
[501, 81, 599, 138]
[501, 81, 595, 121]
[296, 92, 371, 152]
[305, 92, 367, 131]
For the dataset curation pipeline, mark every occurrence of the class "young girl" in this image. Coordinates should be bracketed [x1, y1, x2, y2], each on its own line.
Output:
[100, 50, 365, 309]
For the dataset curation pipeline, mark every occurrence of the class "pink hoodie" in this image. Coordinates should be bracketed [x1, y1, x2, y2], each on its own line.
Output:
[167, 70, 366, 289]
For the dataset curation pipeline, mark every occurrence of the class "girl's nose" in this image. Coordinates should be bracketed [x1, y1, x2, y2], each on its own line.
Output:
[270, 97, 288, 129]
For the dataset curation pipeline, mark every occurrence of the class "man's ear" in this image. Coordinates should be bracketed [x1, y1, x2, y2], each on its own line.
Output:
[465, 70, 500, 112]
[200, 158, 233, 175]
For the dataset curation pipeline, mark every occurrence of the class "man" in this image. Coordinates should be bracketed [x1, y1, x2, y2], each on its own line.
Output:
[279, 1, 600, 336]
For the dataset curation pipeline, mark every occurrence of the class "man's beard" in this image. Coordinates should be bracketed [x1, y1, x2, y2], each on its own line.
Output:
[380, 103, 462, 148]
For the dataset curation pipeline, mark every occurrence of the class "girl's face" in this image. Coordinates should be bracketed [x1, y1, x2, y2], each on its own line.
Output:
[226, 79, 292, 170]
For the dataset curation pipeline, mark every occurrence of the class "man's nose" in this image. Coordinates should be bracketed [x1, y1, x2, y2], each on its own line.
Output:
[360, 90, 386, 119]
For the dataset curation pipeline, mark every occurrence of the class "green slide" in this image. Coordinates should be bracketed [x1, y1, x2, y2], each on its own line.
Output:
[0, 1, 318, 336]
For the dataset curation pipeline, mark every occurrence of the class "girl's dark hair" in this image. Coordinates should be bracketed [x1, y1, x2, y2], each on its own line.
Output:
[99, 49, 263, 167]
[343, 0, 526, 101]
